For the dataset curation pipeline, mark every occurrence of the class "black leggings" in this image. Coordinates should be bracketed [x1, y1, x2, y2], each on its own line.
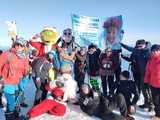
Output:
[101, 75, 114, 96]
[33, 77, 48, 105]
[151, 86, 160, 117]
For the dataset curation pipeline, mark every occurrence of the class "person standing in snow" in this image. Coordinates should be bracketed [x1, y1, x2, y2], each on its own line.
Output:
[0, 38, 29, 120]
[144, 44, 160, 120]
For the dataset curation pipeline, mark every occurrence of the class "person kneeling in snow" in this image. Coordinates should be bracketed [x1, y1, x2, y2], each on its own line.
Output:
[27, 80, 66, 118]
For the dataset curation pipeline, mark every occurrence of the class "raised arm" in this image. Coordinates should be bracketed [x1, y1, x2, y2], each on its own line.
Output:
[120, 43, 135, 52]
[121, 54, 132, 62]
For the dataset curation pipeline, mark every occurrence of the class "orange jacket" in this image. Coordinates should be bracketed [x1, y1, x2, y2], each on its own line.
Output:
[144, 54, 160, 88]
[0, 48, 29, 85]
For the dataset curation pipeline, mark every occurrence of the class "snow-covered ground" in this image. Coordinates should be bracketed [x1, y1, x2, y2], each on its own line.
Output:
[0, 76, 153, 120]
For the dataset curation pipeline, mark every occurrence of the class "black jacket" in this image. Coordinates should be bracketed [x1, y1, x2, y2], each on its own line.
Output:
[115, 80, 139, 106]
[121, 52, 140, 73]
[121, 43, 151, 77]
[79, 89, 125, 120]
[86, 48, 101, 76]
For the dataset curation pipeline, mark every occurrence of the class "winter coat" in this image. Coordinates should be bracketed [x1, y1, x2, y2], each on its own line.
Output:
[121, 43, 151, 76]
[144, 54, 160, 88]
[79, 90, 105, 117]
[74, 52, 87, 75]
[86, 48, 101, 76]
[31, 57, 52, 83]
[115, 80, 139, 106]
[0, 48, 29, 85]
[99, 53, 119, 76]
[121, 52, 140, 73]
[79, 89, 124, 120]
[28, 86, 66, 118]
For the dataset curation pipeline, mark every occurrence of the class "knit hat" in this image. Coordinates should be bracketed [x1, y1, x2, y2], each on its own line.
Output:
[151, 44, 160, 52]
[15, 37, 27, 46]
[121, 70, 130, 79]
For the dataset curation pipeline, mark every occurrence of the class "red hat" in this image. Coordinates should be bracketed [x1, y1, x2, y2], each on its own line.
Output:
[52, 87, 64, 98]
[45, 84, 52, 91]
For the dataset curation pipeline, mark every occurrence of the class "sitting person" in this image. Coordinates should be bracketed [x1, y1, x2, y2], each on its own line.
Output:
[27, 80, 66, 118]
[62, 73, 78, 103]
[79, 83, 128, 120]
[114, 71, 139, 119]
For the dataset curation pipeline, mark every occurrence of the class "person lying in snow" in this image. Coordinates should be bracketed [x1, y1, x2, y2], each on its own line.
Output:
[79, 83, 127, 120]
[27, 80, 66, 118]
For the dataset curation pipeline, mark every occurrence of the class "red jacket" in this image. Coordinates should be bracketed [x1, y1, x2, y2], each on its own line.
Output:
[29, 41, 61, 57]
[144, 54, 160, 88]
[0, 48, 29, 85]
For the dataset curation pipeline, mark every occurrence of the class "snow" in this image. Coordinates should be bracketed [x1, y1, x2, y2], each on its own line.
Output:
[0, 75, 153, 120]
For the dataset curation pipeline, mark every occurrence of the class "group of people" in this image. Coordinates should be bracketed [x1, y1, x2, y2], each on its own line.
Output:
[0, 25, 159, 120]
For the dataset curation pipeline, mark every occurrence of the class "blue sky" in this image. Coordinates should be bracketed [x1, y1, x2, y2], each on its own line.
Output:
[0, 0, 160, 47]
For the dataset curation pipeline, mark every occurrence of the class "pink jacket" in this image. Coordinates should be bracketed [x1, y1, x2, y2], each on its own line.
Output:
[0, 48, 29, 85]
[144, 54, 160, 88]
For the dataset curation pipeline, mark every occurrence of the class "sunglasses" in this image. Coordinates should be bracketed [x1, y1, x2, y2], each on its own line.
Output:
[64, 32, 71, 36]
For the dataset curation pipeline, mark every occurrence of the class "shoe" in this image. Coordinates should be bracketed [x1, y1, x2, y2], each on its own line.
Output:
[128, 106, 136, 115]
[20, 102, 28, 108]
[148, 106, 154, 112]
[139, 104, 148, 109]
[125, 114, 135, 120]
[73, 101, 79, 105]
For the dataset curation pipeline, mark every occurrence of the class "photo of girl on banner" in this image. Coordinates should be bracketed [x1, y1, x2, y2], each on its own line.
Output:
[103, 15, 124, 50]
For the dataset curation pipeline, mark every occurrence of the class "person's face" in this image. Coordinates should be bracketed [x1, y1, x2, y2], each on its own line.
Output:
[137, 44, 146, 49]
[106, 26, 118, 43]
[63, 30, 72, 42]
[64, 31, 72, 37]
[89, 48, 95, 54]
[15, 43, 25, 52]
[120, 74, 127, 81]
[105, 49, 112, 57]
[80, 48, 86, 56]
[81, 85, 90, 95]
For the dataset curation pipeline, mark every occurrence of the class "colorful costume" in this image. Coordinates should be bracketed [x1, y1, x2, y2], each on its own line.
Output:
[27, 86, 66, 118]
[29, 26, 60, 57]
[31, 57, 52, 105]
[57, 28, 77, 54]
[62, 73, 77, 102]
